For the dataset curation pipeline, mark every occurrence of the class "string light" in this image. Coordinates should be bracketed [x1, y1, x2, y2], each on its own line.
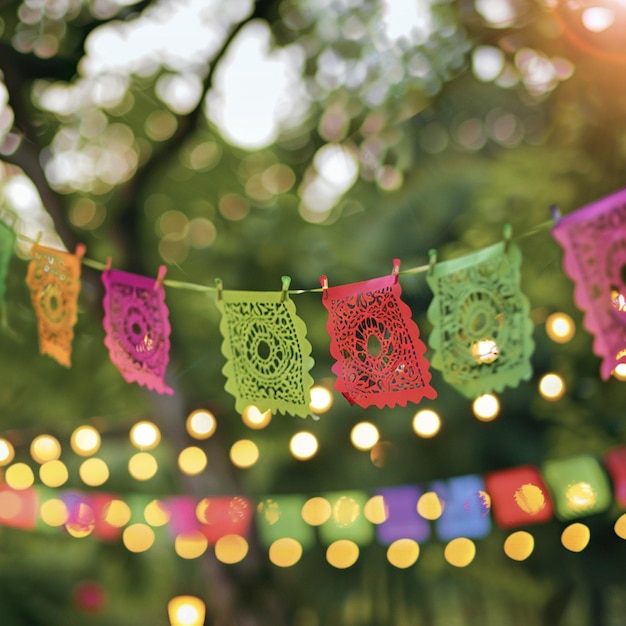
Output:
[186, 410, 216, 439]
[538, 373, 566, 400]
[128, 452, 158, 481]
[168, 596, 206, 626]
[472, 394, 500, 421]
[309, 385, 333, 413]
[289, 432, 318, 460]
[30, 435, 61, 463]
[350, 422, 379, 451]
[545, 312, 575, 343]
[230, 440, 259, 468]
[79, 458, 110, 487]
[0, 438, 14, 466]
[412, 409, 441, 437]
[70, 426, 101, 456]
[241, 405, 272, 429]
[130, 421, 161, 450]
[178, 447, 208, 475]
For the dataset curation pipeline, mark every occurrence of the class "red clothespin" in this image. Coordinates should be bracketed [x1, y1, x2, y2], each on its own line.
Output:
[320, 275, 329, 299]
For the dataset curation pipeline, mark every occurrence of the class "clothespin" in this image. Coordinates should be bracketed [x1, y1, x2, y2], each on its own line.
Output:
[215, 278, 223, 301]
[391, 258, 401, 280]
[320, 275, 329, 299]
[280, 276, 291, 302]
[154, 265, 167, 291]
[503, 223, 512, 254]
[75, 244, 86, 260]
[428, 249, 437, 276]
[104, 256, 112, 271]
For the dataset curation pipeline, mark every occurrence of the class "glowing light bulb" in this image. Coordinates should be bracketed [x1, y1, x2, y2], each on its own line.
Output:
[471, 338, 499, 364]
[185, 410, 216, 439]
[230, 440, 259, 468]
[350, 422, 379, 451]
[168, 596, 206, 626]
[71, 426, 101, 456]
[0, 438, 15, 466]
[241, 405, 272, 429]
[130, 421, 160, 450]
[613, 363, 626, 380]
[538, 373, 565, 400]
[289, 432, 318, 460]
[545, 312, 575, 343]
[412, 409, 441, 437]
[30, 435, 61, 463]
[472, 394, 500, 421]
[309, 385, 333, 413]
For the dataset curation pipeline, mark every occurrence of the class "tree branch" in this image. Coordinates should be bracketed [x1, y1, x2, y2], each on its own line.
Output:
[113, 0, 278, 271]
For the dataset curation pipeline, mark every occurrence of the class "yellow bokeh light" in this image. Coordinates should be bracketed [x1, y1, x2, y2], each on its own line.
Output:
[417, 491, 444, 520]
[65, 502, 95, 538]
[289, 432, 318, 460]
[128, 452, 159, 481]
[30, 435, 61, 464]
[387, 539, 420, 568]
[229, 440, 259, 469]
[326, 540, 359, 569]
[185, 409, 216, 440]
[175, 532, 209, 559]
[215, 534, 248, 564]
[363, 495, 388, 524]
[0, 438, 15, 465]
[614, 513, 626, 539]
[503, 531, 534, 561]
[545, 312, 575, 343]
[5, 463, 35, 490]
[309, 385, 333, 413]
[565, 481, 596, 512]
[350, 422, 380, 451]
[39, 460, 69, 488]
[145, 499, 170, 526]
[333, 496, 360, 527]
[471, 338, 499, 364]
[70, 425, 101, 456]
[269, 538, 303, 567]
[444, 537, 476, 567]
[168, 596, 206, 626]
[123, 524, 155, 552]
[79, 458, 110, 487]
[40, 498, 68, 527]
[614, 363, 626, 380]
[130, 421, 161, 450]
[513, 483, 546, 515]
[412, 409, 441, 438]
[178, 446, 208, 476]
[561, 522, 590, 552]
[472, 394, 500, 421]
[538, 373, 565, 401]
[301, 497, 331, 526]
[103, 499, 132, 528]
[241, 405, 272, 429]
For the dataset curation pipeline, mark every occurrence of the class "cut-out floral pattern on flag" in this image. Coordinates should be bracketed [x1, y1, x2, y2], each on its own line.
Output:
[26, 243, 85, 367]
[102, 266, 173, 395]
[216, 276, 314, 418]
[426, 241, 534, 398]
[552, 187, 626, 379]
[320, 262, 436, 408]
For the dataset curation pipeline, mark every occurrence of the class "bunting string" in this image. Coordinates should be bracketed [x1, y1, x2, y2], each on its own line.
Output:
[4, 190, 626, 413]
